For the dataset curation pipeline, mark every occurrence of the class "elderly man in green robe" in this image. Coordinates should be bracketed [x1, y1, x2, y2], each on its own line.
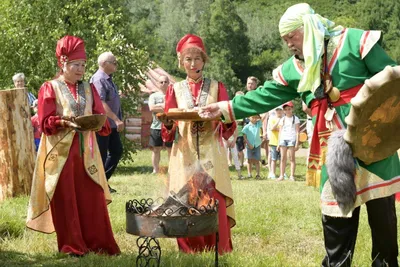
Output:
[200, 3, 399, 266]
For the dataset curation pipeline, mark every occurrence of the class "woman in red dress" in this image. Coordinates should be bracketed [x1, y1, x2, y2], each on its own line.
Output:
[162, 34, 236, 254]
[26, 35, 120, 256]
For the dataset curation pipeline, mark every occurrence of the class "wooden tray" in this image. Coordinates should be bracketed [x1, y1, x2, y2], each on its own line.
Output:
[156, 111, 220, 122]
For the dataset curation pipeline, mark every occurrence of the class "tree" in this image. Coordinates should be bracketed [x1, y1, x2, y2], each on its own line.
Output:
[199, 0, 251, 96]
[0, 0, 150, 163]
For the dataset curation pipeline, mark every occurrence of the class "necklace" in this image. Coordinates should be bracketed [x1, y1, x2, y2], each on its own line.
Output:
[58, 79, 85, 116]
[186, 77, 204, 107]
[187, 76, 202, 84]
[60, 79, 79, 102]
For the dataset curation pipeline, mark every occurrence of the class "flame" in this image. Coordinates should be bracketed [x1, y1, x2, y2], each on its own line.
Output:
[187, 171, 214, 209]
[197, 190, 212, 208]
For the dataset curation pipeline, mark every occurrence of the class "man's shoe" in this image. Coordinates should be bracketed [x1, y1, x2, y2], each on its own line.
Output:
[108, 186, 117, 193]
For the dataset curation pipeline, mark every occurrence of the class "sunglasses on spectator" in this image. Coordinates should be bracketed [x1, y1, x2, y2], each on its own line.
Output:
[159, 81, 168, 84]
[106, 60, 118, 65]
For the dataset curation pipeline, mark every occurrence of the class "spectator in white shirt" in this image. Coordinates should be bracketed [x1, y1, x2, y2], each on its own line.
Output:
[276, 101, 300, 181]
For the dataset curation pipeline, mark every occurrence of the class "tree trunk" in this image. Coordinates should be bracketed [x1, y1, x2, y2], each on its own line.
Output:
[0, 88, 35, 202]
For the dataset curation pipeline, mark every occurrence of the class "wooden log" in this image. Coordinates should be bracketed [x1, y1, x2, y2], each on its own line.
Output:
[125, 126, 141, 134]
[125, 117, 141, 127]
[0, 88, 35, 202]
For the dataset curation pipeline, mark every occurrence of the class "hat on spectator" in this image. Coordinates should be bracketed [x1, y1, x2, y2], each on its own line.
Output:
[282, 101, 294, 108]
[55, 35, 86, 67]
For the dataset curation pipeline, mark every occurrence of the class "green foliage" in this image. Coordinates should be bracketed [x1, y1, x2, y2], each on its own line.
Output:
[199, 0, 250, 96]
[0, 0, 150, 163]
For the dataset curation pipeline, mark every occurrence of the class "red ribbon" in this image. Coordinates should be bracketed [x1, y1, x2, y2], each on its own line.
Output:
[308, 84, 363, 170]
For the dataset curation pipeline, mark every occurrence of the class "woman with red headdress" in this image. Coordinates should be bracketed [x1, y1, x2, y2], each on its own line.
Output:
[162, 34, 236, 254]
[26, 35, 120, 256]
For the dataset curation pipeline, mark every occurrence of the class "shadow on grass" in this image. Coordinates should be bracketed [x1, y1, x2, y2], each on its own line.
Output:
[115, 165, 153, 176]
[0, 250, 227, 267]
[0, 222, 24, 240]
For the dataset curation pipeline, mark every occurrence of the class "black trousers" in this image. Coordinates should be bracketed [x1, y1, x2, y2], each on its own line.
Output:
[96, 128, 123, 181]
[322, 195, 398, 267]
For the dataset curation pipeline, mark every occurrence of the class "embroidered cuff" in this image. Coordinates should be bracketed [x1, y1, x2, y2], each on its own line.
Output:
[360, 30, 381, 59]
[218, 100, 235, 123]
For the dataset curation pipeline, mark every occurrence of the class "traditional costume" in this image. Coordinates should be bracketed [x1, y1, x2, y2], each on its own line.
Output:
[217, 4, 399, 266]
[26, 35, 120, 256]
[162, 34, 236, 254]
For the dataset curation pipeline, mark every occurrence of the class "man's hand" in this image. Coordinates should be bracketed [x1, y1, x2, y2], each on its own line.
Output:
[115, 119, 125, 132]
[248, 144, 254, 150]
[199, 103, 222, 119]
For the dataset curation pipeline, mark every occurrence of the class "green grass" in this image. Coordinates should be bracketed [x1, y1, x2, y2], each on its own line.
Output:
[0, 149, 398, 266]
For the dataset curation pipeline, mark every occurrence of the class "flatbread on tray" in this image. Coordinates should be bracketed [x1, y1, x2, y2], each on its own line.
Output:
[157, 108, 220, 122]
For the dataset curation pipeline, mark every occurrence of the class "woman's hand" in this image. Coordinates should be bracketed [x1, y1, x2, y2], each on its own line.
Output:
[198, 103, 222, 120]
[295, 144, 300, 151]
[61, 119, 80, 129]
[157, 113, 174, 127]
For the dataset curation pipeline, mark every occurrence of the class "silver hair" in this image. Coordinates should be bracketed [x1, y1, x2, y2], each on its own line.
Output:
[12, 73, 25, 82]
[326, 130, 357, 215]
[98, 52, 115, 66]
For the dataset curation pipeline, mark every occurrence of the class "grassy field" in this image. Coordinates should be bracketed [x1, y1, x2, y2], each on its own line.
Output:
[0, 149, 398, 267]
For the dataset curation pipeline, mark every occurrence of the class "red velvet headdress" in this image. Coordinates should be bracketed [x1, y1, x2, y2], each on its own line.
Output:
[176, 34, 206, 54]
[55, 35, 86, 67]
[176, 34, 206, 67]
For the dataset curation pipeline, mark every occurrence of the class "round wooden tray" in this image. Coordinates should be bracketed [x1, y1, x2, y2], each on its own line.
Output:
[156, 111, 220, 122]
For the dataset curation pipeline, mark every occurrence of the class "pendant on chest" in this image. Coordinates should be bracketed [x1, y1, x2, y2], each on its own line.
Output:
[190, 121, 206, 135]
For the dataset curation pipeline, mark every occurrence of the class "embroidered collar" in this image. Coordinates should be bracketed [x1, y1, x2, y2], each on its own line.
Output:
[187, 76, 203, 84]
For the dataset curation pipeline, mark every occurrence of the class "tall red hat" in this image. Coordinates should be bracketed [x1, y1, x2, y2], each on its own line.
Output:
[55, 35, 86, 67]
[176, 34, 206, 55]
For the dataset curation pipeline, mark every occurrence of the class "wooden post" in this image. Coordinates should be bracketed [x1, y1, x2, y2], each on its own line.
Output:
[0, 88, 35, 202]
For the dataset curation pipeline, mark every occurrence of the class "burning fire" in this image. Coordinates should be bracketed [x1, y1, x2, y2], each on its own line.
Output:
[187, 171, 215, 209]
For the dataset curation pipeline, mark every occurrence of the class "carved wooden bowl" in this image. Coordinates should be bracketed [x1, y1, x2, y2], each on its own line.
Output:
[74, 114, 107, 131]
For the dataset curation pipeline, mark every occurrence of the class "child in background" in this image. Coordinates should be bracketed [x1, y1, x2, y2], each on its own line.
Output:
[277, 101, 300, 181]
[224, 127, 243, 179]
[242, 115, 263, 179]
[267, 106, 284, 179]
[260, 112, 269, 167]
[234, 91, 245, 167]
[30, 100, 42, 152]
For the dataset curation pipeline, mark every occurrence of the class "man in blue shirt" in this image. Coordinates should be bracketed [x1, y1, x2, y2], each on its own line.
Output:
[90, 52, 124, 193]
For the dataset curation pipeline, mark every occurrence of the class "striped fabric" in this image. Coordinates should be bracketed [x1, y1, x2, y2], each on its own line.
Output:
[27, 91, 37, 106]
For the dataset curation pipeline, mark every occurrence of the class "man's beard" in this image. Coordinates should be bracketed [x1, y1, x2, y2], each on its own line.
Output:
[294, 54, 304, 61]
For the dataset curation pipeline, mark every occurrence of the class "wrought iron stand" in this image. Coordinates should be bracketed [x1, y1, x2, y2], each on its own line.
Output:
[136, 237, 161, 267]
[135, 233, 219, 267]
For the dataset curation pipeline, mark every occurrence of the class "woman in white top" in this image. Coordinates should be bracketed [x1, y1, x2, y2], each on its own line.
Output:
[277, 101, 300, 181]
